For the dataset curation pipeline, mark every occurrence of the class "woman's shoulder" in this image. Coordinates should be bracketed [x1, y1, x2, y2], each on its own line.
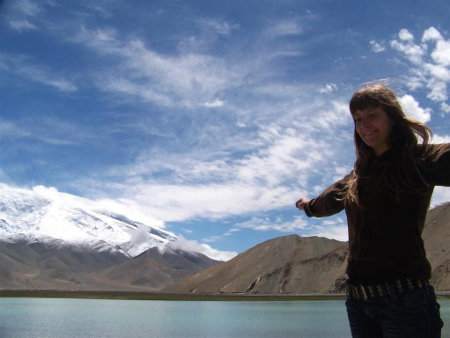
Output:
[414, 143, 450, 161]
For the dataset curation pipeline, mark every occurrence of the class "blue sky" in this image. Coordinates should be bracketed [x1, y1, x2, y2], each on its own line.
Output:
[1, 0, 450, 260]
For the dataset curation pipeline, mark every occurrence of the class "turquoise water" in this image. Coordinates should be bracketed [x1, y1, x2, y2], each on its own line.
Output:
[0, 298, 449, 338]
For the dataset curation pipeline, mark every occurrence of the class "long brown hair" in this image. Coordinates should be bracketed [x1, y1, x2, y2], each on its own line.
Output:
[345, 84, 433, 204]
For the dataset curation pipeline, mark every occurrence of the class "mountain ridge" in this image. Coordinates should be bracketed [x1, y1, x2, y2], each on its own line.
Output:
[169, 202, 450, 294]
[0, 241, 220, 291]
[1, 181, 449, 294]
[0, 183, 177, 258]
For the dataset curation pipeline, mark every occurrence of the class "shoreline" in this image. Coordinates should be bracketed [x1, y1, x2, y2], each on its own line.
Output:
[1, 290, 449, 301]
[0, 290, 347, 301]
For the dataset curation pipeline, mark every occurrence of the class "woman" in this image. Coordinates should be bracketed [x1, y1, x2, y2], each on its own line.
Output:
[296, 84, 449, 337]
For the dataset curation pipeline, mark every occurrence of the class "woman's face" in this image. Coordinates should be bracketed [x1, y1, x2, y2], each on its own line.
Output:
[353, 106, 393, 156]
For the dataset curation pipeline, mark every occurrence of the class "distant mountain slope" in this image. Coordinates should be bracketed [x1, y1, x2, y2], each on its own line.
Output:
[0, 241, 219, 291]
[170, 202, 450, 294]
[1, 192, 448, 293]
[423, 202, 450, 291]
[0, 241, 128, 290]
[168, 235, 347, 294]
[90, 247, 220, 291]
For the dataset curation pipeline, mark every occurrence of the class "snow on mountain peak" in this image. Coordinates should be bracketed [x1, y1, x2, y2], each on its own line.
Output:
[0, 183, 176, 257]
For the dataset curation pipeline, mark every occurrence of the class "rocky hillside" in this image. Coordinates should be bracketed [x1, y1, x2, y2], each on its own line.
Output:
[170, 202, 450, 294]
[2, 202, 448, 293]
[423, 202, 450, 291]
[0, 241, 219, 291]
[168, 235, 348, 294]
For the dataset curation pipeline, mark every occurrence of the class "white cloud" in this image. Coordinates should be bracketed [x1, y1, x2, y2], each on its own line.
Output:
[168, 236, 237, 261]
[424, 63, 450, 82]
[399, 94, 431, 123]
[422, 27, 443, 43]
[128, 224, 151, 246]
[399, 28, 414, 42]
[91, 95, 354, 225]
[431, 39, 450, 67]
[431, 134, 450, 144]
[32, 16, 358, 244]
[315, 100, 352, 129]
[390, 38, 425, 65]
[312, 222, 348, 242]
[318, 83, 338, 94]
[426, 78, 448, 102]
[370, 40, 385, 53]
[125, 182, 298, 222]
[203, 98, 225, 108]
[441, 102, 450, 114]
[431, 186, 450, 207]
[391, 27, 450, 114]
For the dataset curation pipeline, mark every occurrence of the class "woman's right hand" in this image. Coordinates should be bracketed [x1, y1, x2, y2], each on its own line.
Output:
[295, 198, 310, 210]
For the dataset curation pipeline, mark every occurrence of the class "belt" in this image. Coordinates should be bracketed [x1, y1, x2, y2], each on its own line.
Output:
[347, 278, 429, 301]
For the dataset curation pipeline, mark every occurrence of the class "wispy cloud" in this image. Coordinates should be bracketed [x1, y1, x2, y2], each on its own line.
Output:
[0, 118, 30, 139]
[0, 53, 77, 93]
[318, 83, 338, 94]
[237, 215, 308, 232]
[9, 19, 37, 31]
[14, 0, 42, 17]
[71, 26, 244, 108]
[5, 0, 50, 31]
[197, 18, 239, 35]
[93, 96, 354, 224]
[268, 19, 304, 37]
[0, 114, 99, 149]
[58, 17, 357, 226]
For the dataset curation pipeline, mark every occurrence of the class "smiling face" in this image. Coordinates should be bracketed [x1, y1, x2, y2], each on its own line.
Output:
[353, 106, 393, 156]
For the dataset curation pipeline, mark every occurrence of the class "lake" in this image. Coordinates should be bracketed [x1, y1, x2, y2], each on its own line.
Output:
[0, 297, 449, 338]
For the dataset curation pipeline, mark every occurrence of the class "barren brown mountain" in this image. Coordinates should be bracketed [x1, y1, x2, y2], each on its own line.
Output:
[90, 247, 220, 291]
[0, 242, 219, 291]
[1, 202, 449, 293]
[0, 241, 128, 290]
[168, 235, 348, 294]
[423, 202, 450, 290]
[169, 202, 450, 294]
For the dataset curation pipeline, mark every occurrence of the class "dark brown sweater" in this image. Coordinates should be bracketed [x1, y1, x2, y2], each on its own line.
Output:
[304, 144, 450, 284]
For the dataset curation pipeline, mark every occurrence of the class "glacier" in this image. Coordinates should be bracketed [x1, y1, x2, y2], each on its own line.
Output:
[0, 183, 177, 257]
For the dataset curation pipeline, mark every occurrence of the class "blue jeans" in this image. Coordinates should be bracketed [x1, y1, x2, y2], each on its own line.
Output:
[346, 284, 443, 337]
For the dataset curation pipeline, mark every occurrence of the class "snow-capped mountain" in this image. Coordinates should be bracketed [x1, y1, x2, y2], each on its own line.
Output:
[0, 183, 177, 257]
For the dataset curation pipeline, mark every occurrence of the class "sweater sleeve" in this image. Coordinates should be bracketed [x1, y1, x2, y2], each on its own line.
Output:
[419, 143, 450, 187]
[304, 172, 352, 218]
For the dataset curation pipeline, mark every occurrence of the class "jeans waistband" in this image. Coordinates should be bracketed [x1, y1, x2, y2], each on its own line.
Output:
[346, 278, 430, 301]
